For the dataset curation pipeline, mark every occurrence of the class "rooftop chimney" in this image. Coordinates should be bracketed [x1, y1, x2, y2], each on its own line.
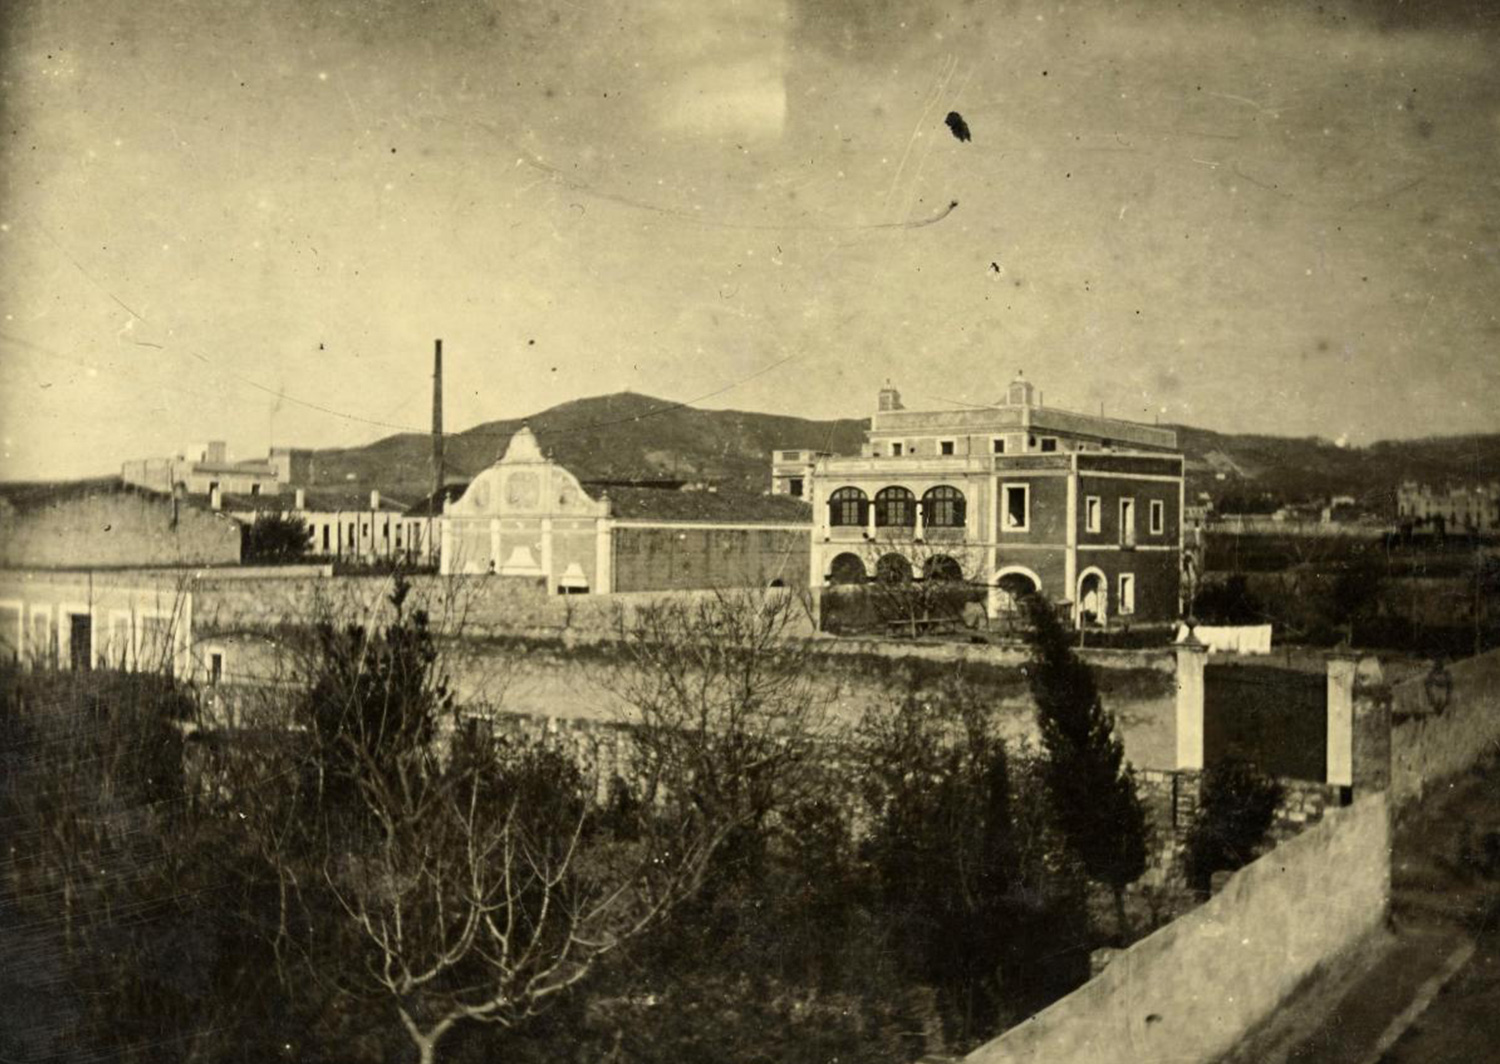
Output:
[432, 338, 445, 501]
[370, 489, 381, 510]
[877, 381, 904, 413]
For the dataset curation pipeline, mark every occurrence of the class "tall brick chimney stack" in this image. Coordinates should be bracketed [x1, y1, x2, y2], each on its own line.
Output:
[432, 339, 444, 506]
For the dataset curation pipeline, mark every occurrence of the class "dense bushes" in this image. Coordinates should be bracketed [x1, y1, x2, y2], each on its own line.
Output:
[3, 590, 1143, 1062]
[1184, 758, 1284, 894]
[241, 512, 312, 564]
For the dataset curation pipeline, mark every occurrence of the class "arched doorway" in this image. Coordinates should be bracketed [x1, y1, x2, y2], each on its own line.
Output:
[991, 566, 1041, 615]
[1077, 568, 1107, 627]
[876, 552, 914, 584]
[828, 552, 868, 585]
[923, 554, 963, 582]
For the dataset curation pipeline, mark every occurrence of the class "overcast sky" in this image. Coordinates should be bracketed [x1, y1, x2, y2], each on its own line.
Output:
[2, 0, 1497, 480]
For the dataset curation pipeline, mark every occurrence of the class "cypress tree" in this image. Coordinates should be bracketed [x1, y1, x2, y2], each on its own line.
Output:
[1021, 593, 1147, 937]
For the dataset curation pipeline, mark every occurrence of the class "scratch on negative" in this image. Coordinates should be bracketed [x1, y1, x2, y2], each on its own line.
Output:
[514, 148, 959, 232]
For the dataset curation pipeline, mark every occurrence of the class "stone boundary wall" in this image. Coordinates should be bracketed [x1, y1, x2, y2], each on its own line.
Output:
[191, 573, 821, 640]
[1135, 769, 1344, 887]
[964, 793, 1390, 1064]
[1388, 646, 1500, 808]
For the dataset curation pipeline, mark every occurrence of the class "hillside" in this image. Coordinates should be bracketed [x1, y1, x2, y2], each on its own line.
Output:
[1170, 425, 1500, 509]
[304, 392, 1499, 514]
[308, 392, 869, 499]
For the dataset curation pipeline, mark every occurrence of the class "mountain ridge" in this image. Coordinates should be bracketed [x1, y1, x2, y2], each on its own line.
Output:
[294, 392, 1500, 512]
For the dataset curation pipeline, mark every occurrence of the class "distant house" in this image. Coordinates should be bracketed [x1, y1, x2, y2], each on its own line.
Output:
[789, 375, 1186, 624]
[202, 486, 443, 566]
[0, 478, 243, 671]
[771, 449, 832, 499]
[122, 439, 312, 497]
[440, 426, 811, 593]
[0, 479, 241, 571]
[1397, 481, 1500, 534]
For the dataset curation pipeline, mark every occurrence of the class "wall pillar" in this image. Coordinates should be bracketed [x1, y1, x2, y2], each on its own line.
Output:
[541, 517, 555, 595]
[439, 518, 453, 576]
[595, 519, 612, 594]
[489, 518, 501, 572]
[1064, 460, 1078, 623]
[1327, 657, 1357, 788]
[1175, 639, 1208, 771]
[913, 501, 925, 540]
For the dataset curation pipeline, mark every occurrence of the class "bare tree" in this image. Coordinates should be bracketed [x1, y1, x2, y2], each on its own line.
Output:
[613, 587, 837, 827]
[219, 580, 829, 1064]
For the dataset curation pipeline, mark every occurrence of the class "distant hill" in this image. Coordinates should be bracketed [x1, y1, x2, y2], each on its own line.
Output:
[303, 392, 1500, 515]
[307, 392, 869, 501]
[1169, 424, 1500, 510]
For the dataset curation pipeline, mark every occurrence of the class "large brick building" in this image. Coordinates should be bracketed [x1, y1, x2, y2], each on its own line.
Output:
[441, 426, 811, 593]
[802, 376, 1186, 624]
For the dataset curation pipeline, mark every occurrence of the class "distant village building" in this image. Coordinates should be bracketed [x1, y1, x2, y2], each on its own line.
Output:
[0, 479, 242, 571]
[1397, 481, 1500, 534]
[440, 426, 811, 593]
[771, 449, 832, 498]
[0, 480, 244, 670]
[203, 486, 444, 566]
[797, 375, 1186, 623]
[121, 440, 312, 497]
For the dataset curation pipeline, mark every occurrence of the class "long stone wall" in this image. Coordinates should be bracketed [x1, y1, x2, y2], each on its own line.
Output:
[191, 573, 821, 640]
[964, 793, 1390, 1064]
[1388, 645, 1500, 808]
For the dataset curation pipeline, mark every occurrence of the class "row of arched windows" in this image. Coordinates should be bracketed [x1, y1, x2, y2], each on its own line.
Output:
[827, 485, 967, 528]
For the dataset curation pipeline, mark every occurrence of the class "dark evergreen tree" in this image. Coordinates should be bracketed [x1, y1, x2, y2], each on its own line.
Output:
[243, 512, 313, 564]
[859, 677, 1016, 1044]
[1021, 592, 1148, 938]
[1184, 758, 1283, 893]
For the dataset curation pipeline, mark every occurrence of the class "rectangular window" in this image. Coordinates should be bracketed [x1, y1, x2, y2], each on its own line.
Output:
[939, 439, 956, 456]
[348, 524, 356, 546]
[0, 605, 19, 665]
[249, 483, 261, 496]
[1002, 483, 1030, 532]
[992, 438, 1006, 455]
[1120, 498, 1136, 546]
[1039, 437, 1058, 453]
[1085, 496, 1101, 533]
[361, 523, 369, 539]
[322, 525, 330, 551]
[209, 651, 224, 685]
[788, 477, 804, 498]
[1150, 499, 1165, 535]
[29, 606, 54, 668]
[1118, 574, 1136, 615]
[68, 613, 92, 672]
[891, 442, 904, 457]
[108, 613, 131, 670]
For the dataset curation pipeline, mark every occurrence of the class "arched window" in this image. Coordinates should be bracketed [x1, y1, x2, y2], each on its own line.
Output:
[876, 553, 913, 584]
[875, 486, 916, 528]
[922, 485, 966, 528]
[923, 554, 963, 582]
[828, 487, 868, 527]
[829, 552, 868, 585]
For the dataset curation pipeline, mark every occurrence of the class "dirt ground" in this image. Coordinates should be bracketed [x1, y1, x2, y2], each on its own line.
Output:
[1221, 757, 1500, 1064]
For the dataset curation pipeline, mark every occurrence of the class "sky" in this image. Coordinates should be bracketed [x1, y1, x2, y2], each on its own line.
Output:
[1, 0, 1498, 480]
